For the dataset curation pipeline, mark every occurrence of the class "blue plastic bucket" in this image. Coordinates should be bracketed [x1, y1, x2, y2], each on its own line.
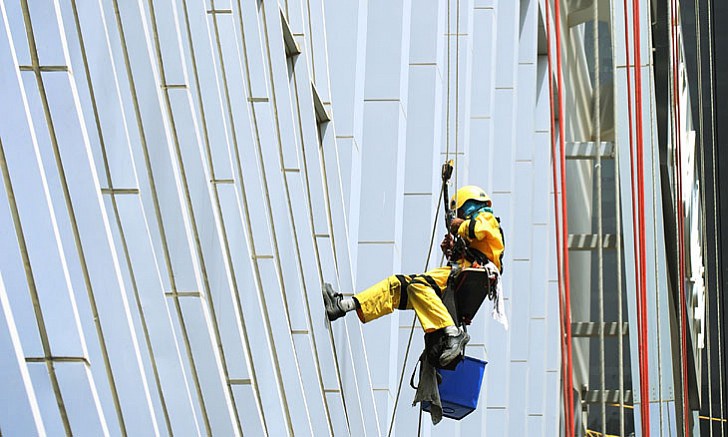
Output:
[422, 356, 487, 420]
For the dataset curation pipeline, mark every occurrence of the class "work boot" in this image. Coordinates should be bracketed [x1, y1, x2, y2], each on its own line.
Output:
[439, 327, 470, 366]
[323, 283, 346, 321]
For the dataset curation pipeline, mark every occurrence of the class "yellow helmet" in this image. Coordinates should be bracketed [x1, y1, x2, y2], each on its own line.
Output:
[450, 185, 491, 210]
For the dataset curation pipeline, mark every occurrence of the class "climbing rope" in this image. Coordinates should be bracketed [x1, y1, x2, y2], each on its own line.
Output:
[385, 184, 445, 437]
[386, 2, 462, 431]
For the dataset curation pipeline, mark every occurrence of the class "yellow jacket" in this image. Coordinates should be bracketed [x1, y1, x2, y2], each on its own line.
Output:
[455, 210, 505, 271]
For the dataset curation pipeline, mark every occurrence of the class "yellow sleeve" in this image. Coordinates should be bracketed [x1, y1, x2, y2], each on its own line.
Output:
[456, 212, 505, 261]
[456, 212, 501, 243]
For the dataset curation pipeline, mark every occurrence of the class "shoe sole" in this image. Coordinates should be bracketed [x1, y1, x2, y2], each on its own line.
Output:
[322, 283, 344, 321]
[439, 332, 471, 366]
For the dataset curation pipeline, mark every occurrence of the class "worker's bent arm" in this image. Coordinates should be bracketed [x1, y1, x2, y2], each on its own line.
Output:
[456, 212, 505, 264]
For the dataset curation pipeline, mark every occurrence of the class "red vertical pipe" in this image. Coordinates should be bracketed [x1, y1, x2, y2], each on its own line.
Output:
[552, 0, 575, 434]
[545, 2, 574, 435]
[622, 0, 651, 433]
[631, 0, 651, 434]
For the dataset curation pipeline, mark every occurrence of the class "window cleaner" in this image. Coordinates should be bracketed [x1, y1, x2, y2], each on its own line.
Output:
[323, 161, 506, 368]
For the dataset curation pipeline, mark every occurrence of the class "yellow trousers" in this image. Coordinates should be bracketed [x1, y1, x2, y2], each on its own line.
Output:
[354, 267, 454, 332]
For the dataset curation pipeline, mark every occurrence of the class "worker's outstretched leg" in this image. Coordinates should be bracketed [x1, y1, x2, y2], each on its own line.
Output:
[325, 275, 447, 326]
[323, 269, 469, 365]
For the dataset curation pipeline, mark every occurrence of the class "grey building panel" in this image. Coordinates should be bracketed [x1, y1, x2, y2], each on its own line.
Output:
[409, 0, 443, 65]
[516, 64, 539, 162]
[257, 256, 314, 434]
[323, 0, 359, 138]
[363, 0, 411, 100]
[113, 195, 201, 433]
[0, 79, 89, 367]
[21, 2, 66, 66]
[546, 281, 561, 372]
[528, 414, 546, 437]
[234, 1, 269, 100]
[509, 361, 531, 436]
[0, 177, 46, 359]
[530, 225, 551, 318]
[231, 385, 267, 436]
[324, 391, 351, 435]
[544, 370, 561, 435]
[513, 162, 535, 260]
[26, 363, 68, 435]
[511, 259, 533, 361]
[468, 119, 493, 186]
[495, 0, 520, 89]
[485, 320, 512, 410]
[519, 0, 540, 65]
[528, 318, 548, 413]
[491, 89, 517, 193]
[358, 102, 406, 242]
[531, 122, 552, 220]
[404, 66, 441, 195]
[177, 298, 239, 435]
[400, 195, 438, 273]
[0, 273, 46, 436]
[291, 332, 330, 432]
[3, 2, 30, 65]
[147, 0, 188, 87]
[330, 321, 368, 436]
[486, 406, 509, 435]
[307, 0, 333, 97]
[392, 323, 424, 434]
[261, 6, 304, 173]
[62, 370, 107, 437]
[21, 74, 163, 437]
[470, 9, 496, 119]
